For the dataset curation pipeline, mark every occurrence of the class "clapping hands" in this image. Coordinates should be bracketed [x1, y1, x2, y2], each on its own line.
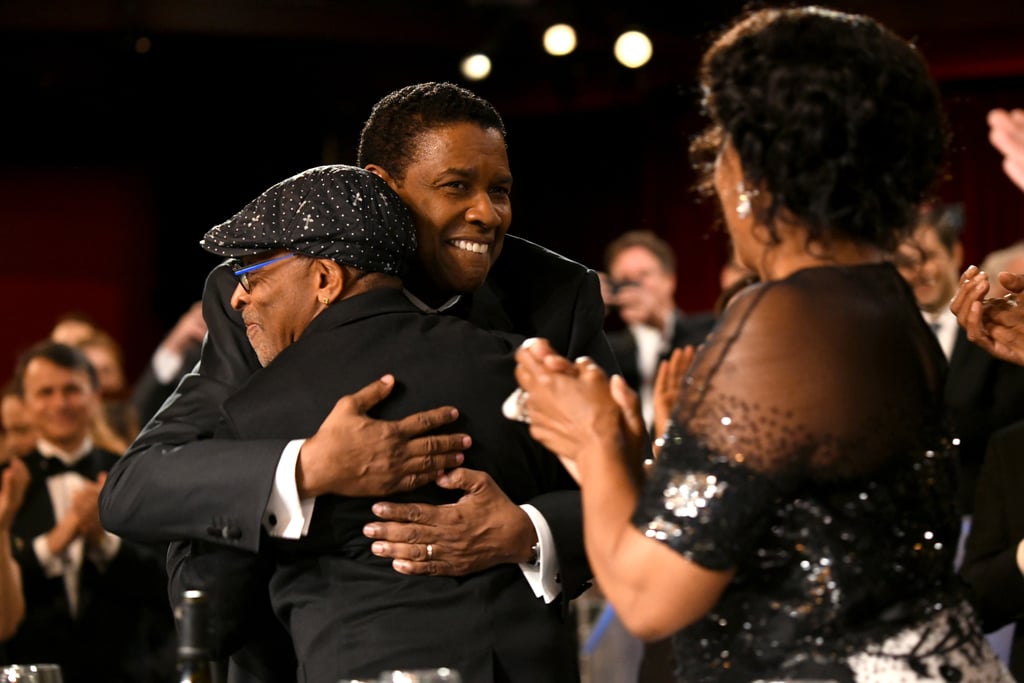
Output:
[513, 338, 646, 486]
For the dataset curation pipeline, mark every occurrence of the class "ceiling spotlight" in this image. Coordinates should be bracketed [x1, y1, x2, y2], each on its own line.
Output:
[461, 53, 492, 81]
[613, 30, 652, 69]
[543, 23, 577, 56]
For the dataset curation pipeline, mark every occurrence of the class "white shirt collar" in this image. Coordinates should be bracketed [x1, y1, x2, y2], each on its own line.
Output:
[403, 288, 461, 314]
[923, 307, 958, 361]
[36, 435, 94, 465]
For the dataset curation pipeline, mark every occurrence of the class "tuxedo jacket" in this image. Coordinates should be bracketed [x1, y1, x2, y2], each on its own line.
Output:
[6, 448, 173, 683]
[131, 339, 203, 427]
[606, 309, 715, 395]
[945, 329, 1024, 516]
[180, 287, 580, 682]
[960, 419, 1024, 680]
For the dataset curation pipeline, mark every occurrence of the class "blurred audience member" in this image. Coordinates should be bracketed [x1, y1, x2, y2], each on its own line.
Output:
[960, 418, 1024, 679]
[5, 341, 173, 682]
[77, 330, 140, 447]
[47, 303, 208, 440]
[951, 109, 1024, 359]
[594, 231, 716, 683]
[49, 315, 132, 453]
[896, 204, 1024, 519]
[0, 455, 29, 644]
[49, 312, 99, 348]
[989, 108, 1024, 192]
[602, 230, 714, 432]
[981, 240, 1024, 299]
[950, 107, 1024, 680]
[131, 300, 206, 426]
[2, 384, 37, 460]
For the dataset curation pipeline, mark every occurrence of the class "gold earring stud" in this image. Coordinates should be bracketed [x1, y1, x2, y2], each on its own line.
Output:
[321, 296, 330, 304]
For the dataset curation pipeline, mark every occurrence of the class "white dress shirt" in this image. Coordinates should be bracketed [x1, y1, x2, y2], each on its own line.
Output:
[32, 437, 121, 617]
[923, 307, 958, 361]
[629, 312, 676, 432]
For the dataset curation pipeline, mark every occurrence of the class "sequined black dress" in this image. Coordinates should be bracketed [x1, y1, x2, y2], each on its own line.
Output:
[634, 263, 1012, 683]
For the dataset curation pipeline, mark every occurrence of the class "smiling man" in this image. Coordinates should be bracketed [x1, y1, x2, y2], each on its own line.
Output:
[5, 342, 171, 682]
[896, 204, 1024, 521]
[365, 119, 512, 304]
[179, 163, 583, 681]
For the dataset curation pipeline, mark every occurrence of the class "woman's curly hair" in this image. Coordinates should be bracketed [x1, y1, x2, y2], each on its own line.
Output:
[691, 6, 949, 251]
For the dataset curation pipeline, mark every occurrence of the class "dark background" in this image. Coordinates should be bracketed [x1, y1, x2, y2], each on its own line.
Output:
[2, 0, 1024, 383]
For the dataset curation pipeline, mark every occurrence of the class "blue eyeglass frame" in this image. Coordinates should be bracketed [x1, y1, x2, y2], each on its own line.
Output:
[229, 253, 296, 293]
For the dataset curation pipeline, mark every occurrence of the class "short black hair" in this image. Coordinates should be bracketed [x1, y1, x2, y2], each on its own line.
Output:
[357, 82, 507, 181]
[691, 6, 949, 252]
[13, 340, 99, 395]
[604, 230, 677, 274]
[915, 202, 964, 253]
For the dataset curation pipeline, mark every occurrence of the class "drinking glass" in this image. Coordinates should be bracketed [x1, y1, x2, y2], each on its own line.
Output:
[1, 664, 64, 683]
[377, 668, 461, 683]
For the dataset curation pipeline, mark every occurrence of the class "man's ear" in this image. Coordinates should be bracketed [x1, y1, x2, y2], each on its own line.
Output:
[365, 164, 399, 193]
[314, 259, 345, 304]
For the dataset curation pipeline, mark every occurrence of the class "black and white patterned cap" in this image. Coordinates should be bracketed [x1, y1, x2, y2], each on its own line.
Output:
[200, 164, 416, 275]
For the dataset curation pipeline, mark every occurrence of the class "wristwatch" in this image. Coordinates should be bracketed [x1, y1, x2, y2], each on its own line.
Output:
[528, 541, 541, 566]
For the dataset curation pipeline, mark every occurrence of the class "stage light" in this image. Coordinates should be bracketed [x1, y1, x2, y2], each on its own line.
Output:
[613, 30, 652, 69]
[543, 23, 577, 56]
[461, 53, 492, 81]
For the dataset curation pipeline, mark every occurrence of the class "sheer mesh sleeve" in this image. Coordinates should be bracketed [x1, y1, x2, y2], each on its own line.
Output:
[633, 264, 949, 570]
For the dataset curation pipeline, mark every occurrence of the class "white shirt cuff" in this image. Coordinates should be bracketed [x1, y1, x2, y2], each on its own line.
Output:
[518, 503, 561, 604]
[32, 534, 68, 579]
[264, 439, 315, 539]
[87, 532, 122, 570]
[151, 346, 186, 385]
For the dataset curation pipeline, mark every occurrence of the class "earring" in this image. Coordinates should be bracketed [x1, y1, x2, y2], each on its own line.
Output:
[736, 183, 755, 219]
[321, 296, 330, 305]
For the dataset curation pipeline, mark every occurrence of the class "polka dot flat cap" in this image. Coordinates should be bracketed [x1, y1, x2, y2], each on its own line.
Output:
[200, 164, 416, 276]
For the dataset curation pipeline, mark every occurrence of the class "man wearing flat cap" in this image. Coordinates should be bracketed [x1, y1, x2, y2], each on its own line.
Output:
[168, 165, 579, 682]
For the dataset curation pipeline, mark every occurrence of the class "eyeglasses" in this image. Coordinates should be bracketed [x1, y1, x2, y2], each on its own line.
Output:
[229, 253, 296, 293]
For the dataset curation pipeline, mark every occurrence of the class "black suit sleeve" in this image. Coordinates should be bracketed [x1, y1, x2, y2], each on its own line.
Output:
[99, 264, 290, 551]
[130, 341, 203, 427]
[565, 269, 620, 374]
[960, 421, 1024, 631]
[525, 260, 619, 600]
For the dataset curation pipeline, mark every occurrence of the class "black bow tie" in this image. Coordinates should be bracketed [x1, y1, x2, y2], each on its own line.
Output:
[40, 455, 96, 480]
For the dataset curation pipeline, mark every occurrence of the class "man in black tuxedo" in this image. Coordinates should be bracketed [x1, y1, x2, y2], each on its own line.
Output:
[99, 82, 615, 681]
[960, 419, 1024, 679]
[5, 342, 173, 682]
[895, 204, 1024, 518]
[601, 230, 714, 434]
[179, 163, 581, 681]
[596, 230, 712, 683]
